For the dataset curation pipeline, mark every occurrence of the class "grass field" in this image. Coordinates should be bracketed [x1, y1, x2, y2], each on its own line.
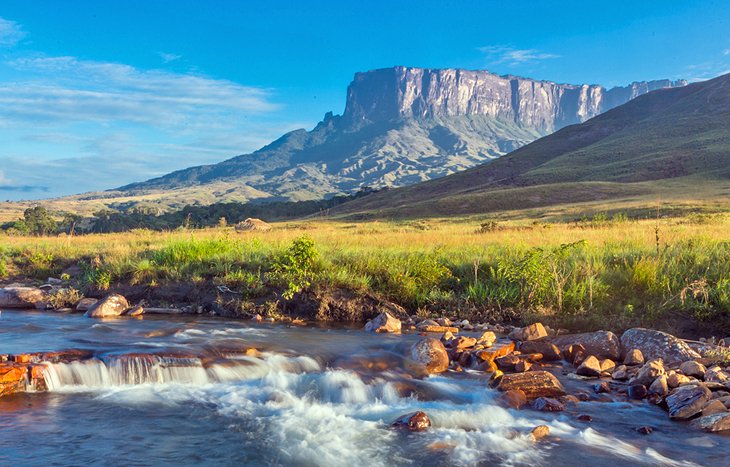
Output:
[1, 212, 730, 336]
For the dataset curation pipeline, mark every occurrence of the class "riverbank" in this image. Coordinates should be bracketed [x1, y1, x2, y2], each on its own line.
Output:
[1, 216, 729, 336]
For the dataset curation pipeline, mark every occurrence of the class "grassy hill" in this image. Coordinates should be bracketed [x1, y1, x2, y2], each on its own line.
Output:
[332, 73, 730, 219]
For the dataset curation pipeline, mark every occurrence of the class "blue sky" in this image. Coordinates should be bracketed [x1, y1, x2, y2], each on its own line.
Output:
[0, 0, 729, 200]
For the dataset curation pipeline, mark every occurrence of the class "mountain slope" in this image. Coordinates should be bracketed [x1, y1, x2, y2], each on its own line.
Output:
[110, 66, 684, 208]
[331, 72, 730, 218]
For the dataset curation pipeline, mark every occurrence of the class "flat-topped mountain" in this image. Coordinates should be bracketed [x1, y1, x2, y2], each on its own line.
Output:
[97, 67, 685, 209]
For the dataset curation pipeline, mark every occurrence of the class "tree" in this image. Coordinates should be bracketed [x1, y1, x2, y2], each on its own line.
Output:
[60, 213, 83, 235]
[23, 206, 58, 236]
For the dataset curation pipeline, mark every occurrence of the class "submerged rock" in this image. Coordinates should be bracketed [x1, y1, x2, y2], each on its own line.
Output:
[84, 294, 130, 318]
[530, 425, 550, 441]
[552, 330, 621, 360]
[0, 287, 46, 309]
[391, 411, 431, 432]
[620, 328, 700, 363]
[496, 371, 566, 399]
[364, 312, 402, 333]
[409, 338, 449, 375]
[666, 384, 712, 419]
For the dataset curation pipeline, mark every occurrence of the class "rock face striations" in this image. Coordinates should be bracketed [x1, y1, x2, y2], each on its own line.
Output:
[115, 67, 686, 206]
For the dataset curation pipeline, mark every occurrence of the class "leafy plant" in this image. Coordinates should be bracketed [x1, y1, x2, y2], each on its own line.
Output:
[270, 236, 319, 299]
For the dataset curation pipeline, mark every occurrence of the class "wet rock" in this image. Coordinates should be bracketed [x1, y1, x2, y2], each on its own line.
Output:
[552, 331, 621, 360]
[679, 361, 706, 379]
[630, 359, 665, 387]
[75, 297, 98, 312]
[636, 426, 654, 435]
[593, 381, 611, 394]
[620, 328, 700, 363]
[495, 355, 520, 371]
[515, 360, 532, 373]
[476, 342, 515, 362]
[409, 338, 449, 375]
[391, 411, 431, 432]
[125, 305, 144, 317]
[532, 397, 564, 412]
[453, 336, 477, 351]
[690, 412, 730, 432]
[530, 425, 550, 441]
[0, 287, 46, 309]
[576, 356, 602, 377]
[364, 312, 402, 333]
[476, 331, 497, 348]
[520, 341, 562, 361]
[702, 399, 728, 416]
[612, 365, 629, 381]
[577, 414, 593, 422]
[497, 371, 566, 399]
[666, 384, 712, 419]
[628, 384, 648, 399]
[648, 374, 669, 397]
[510, 323, 547, 342]
[623, 349, 644, 366]
[84, 294, 129, 318]
[0, 364, 27, 396]
[417, 322, 459, 334]
[441, 331, 455, 345]
[499, 389, 528, 409]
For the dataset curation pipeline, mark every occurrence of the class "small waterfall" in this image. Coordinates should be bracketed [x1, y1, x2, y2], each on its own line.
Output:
[42, 354, 261, 390]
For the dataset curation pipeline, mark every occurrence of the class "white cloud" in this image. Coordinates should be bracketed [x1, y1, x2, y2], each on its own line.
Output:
[157, 52, 182, 63]
[724, 49, 730, 56]
[0, 17, 25, 47]
[478, 45, 559, 66]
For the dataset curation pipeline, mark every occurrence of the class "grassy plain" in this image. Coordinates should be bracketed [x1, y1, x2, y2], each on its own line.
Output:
[1, 212, 730, 336]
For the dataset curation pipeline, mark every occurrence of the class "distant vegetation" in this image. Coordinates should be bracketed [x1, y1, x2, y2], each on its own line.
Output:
[1, 215, 729, 335]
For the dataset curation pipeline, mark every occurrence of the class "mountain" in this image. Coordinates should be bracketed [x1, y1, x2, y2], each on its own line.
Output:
[109, 67, 685, 209]
[331, 72, 730, 218]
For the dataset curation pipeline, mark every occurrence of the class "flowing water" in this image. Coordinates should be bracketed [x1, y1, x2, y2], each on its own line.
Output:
[0, 310, 728, 466]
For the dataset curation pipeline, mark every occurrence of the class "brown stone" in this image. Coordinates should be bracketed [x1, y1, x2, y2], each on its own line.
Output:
[497, 371, 566, 399]
[612, 365, 629, 381]
[623, 349, 644, 366]
[630, 359, 665, 386]
[511, 323, 547, 342]
[520, 341, 562, 361]
[364, 312, 402, 333]
[75, 297, 98, 312]
[563, 344, 586, 364]
[552, 331, 621, 360]
[515, 360, 532, 373]
[600, 359, 616, 373]
[636, 426, 654, 435]
[476, 342, 515, 362]
[690, 412, 730, 432]
[666, 384, 712, 419]
[84, 294, 130, 318]
[702, 399, 728, 416]
[704, 366, 729, 384]
[453, 336, 477, 351]
[648, 374, 668, 397]
[499, 389, 528, 409]
[667, 372, 691, 388]
[125, 305, 145, 317]
[409, 338, 449, 375]
[530, 425, 550, 441]
[495, 355, 520, 371]
[0, 287, 46, 309]
[476, 331, 497, 347]
[576, 356, 602, 377]
[532, 397, 564, 412]
[620, 328, 700, 364]
[628, 384, 648, 399]
[391, 411, 431, 432]
[679, 360, 706, 379]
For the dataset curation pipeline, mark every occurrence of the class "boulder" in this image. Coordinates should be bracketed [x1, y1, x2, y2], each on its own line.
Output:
[364, 312, 402, 334]
[532, 397, 564, 412]
[476, 331, 497, 348]
[496, 371, 566, 399]
[83, 294, 129, 318]
[679, 360, 706, 379]
[620, 328, 700, 363]
[234, 218, 272, 232]
[0, 287, 46, 309]
[702, 399, 728, 416]
[498, 389, 527, 409]
[409, 338, 449, 375]
[628, 384, 648, 399]
[510, 323, 547, 342]
[600, 359, 616, 372]
[552, 331, 621, 360]
[391, 411, 431, 432]
[612, 365, 629, 380]
[530, 425, 550, 441]
[623, 349, 644, 366]
[690, 412, 730, 432]
[515, 360, 532, 373]
[453, 336, 477, 351]
[125, 305, 145, 317]
[495, 355, 520, 371]
[666, 384, 712, 419]
[630, 359, 665, 387]
[648, 374, 669, 397]
[704, 366, 729, 384]
[667, 372, 691, 388]
[576, 356, 602, 377]
[520, 341, 562, 361]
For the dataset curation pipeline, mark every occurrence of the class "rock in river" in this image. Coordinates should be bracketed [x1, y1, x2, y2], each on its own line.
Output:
[497, 371, 566, 399]
[0, 287, 46, 309]
[666, 384, 712, 419]
[364, 312, 402, 333]
[620, 328, 700, 363]
[84, 294, 130, 318]
[409, 338, 449, 375]
[691, 412, 730, 432]
[552, 330, 621, 360]
[391, 411, 431, 432]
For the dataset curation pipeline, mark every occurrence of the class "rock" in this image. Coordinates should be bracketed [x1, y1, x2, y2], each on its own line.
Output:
[499, 389, 528, 409]
[612, 365, 629, 380]
[234, 218, 272, 232]
[704, 366, 729, 384]
[628, 384, 648, 399]
[125, 305, 144, 317]
[679, 361, 706, 379]
[519, 341, 562, 361]
[515, 360, 532, 373]
[530, 425, 550, 441]
[576, 356, 602, 377]
[690, 412, 730, 432]
[600, 359, 616, 373]
[441, 331, 455, 345]
[495, 355, 521, 371]
[510, 323, 547, 342]
[667, 372, 691, 388]
[83, 294, 130, 318]
[453, 336, 477, 350]
[702, 399, 728, 416]
[666, 384, 712, 419]
[562, 344, 587, 365]
[496, 371, 566, 399]
[648, 375, 669, 397]
[552, 331, 621, 360]
[0, 287, 46, 309]
[636, 426, 654, 435]
[476, 331, 497, 347]
[476, 343, 515, 362]
[532, 397, 564, 412]
[416, 322, 459, 333]
[630, 359, 665, 386]
[623, 349, 644, 366]
[364, 312, 402, 333]
[593, 381, 611, 394]
[409, 338, 449, 375]
[620, 328, 700, 363]
[75, 297, 99, 311]
[391, 411, 431, 432]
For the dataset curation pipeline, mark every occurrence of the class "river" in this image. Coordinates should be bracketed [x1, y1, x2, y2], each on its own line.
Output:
[0, 310, 727, 466]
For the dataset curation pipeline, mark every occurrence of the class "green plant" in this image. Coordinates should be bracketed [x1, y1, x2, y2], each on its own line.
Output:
[46, 287, 83, 309]
[270, 236, 319, 299]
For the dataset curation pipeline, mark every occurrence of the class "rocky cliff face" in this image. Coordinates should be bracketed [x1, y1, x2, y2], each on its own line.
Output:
[343, 67, 687, 132]
[115, 67, 687, 209]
